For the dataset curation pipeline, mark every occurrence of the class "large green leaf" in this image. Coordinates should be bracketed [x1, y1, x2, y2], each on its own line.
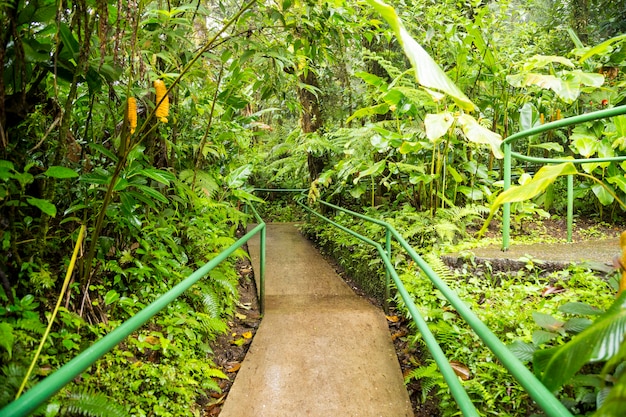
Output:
[226, 164, 252, 188]
[493, 163, 578, 207]
[534, 293, 626, 392]
[27, 198, 56, 217]
[592, 183, 615, 206]
[43, 166, 79, 179]
[522, 55, 575, 71]
[424, 112, 454, 142]
[607, 175, 626, 194]
[346, 103, 389, 123]
[579, 33, 626, 63]
[365, 0, 475, 111]
[456, 114, 503, 159]
[0, 322, 14, 359]
[138, 168, 175, 186]
[356, 160, 386, 181]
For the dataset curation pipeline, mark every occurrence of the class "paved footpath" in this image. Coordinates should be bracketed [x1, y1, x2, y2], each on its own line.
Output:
[219, 223, 413, 417]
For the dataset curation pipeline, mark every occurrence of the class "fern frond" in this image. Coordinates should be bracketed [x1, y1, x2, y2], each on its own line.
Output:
[201, 288, 221, 318]
[196, 312, 228, 336]
[404, 362, 443, 402]
[65, 390, 129, 417]
[422, 253, 454, 281]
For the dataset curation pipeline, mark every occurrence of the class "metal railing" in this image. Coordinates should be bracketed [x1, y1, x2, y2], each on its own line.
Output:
[1, 205, 266, 417]
[298, 198, 573, 417]
[502, 105, 626, 250]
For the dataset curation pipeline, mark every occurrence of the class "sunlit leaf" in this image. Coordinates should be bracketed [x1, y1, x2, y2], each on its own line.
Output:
[456, 114, 503, 159]
[424, 112, 454, 142]
[365, 0, 476, 111]
[579, 33, 626, 62]
[522, 55, 576, 71]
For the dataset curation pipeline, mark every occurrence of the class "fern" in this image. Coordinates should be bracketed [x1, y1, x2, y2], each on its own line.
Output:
[196, 312, 228, 337]
[422, 253, 455, 281]
[64, 390, 129, 417]
[179, 169, 219, 199]
[404, 362, 444, 403]
[201, 287, 221, 318]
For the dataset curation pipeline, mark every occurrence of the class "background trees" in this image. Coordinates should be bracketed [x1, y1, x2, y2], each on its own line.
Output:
[1, 0, 625, 415]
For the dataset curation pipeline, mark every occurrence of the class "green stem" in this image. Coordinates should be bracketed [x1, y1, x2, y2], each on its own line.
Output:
[16, 226, 85, 399]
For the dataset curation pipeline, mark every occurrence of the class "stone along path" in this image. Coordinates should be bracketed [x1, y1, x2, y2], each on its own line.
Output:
[219, 223, 413, 417]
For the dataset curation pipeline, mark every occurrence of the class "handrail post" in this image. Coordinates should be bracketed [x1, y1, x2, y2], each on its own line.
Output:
[502, 141, 512, 251]
[384, 228, 391, 314]
[567, 174, 574, 242]
[260, 225, 266, 315]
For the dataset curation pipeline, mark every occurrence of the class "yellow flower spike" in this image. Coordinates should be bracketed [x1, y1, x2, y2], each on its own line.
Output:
[153, 79, 169, 123]
[126, 97, 137, 134]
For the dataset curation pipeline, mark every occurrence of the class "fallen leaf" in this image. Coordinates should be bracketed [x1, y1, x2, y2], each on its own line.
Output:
[242, 331, 253, 339]
[542, 286, 566, 296]
[230, 338, 245, 346]
[143, 335, 159, 345]
[391, 330, 407, 341]
[386, 315, 400, 323]
[235, 313, 247, 320]
[450, 361, 471, 380]
[226, 362, 241, 373]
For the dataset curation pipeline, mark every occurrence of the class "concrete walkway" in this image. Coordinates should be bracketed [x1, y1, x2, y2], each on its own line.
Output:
[219, 223, 413, 417]
[444, 237, 622, 272]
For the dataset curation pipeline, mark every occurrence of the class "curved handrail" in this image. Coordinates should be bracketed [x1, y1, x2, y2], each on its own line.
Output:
[299, 198, 573, 417]
[502, 105, 626, 250]
[1, 207, 266, 417]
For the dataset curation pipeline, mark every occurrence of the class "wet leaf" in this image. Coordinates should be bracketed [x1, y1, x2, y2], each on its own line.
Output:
[235, 313, 247, 320]
[386, 315, 400, 323]
[242, 331, 253, 339]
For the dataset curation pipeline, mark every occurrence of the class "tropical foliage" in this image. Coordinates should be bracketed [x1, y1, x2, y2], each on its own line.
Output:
[1, 0, 625, 415]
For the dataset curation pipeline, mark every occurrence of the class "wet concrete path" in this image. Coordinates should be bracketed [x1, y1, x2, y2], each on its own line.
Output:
[219, 223, 413, 417]
[444, 237, 622, 272]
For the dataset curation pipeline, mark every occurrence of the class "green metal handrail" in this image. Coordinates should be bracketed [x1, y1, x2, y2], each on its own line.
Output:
[1, 206, 266, 417]
[502, 105, 626, 250]
[299, 198, 573, 417]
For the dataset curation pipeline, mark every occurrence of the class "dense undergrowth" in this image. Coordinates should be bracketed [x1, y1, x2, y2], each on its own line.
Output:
[298, 202, 622, 416]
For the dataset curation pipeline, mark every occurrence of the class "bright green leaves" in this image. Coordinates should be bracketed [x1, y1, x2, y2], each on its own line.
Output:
[456, 114, 503, 159]
[43, 166, 79, 179]
[534, 293, 626, 392]
[507, 55, 605, 103]
[0, 323, 14, 359]
[497, 163, 578, 206]
[424, 112, 454, 142]
[478, 163, 577, 236]
[364, 0, 476, 111]
[424, 112, 503, 159]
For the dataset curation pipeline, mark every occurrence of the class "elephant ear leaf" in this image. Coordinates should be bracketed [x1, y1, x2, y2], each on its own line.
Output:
[533, 293, 626, 392]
